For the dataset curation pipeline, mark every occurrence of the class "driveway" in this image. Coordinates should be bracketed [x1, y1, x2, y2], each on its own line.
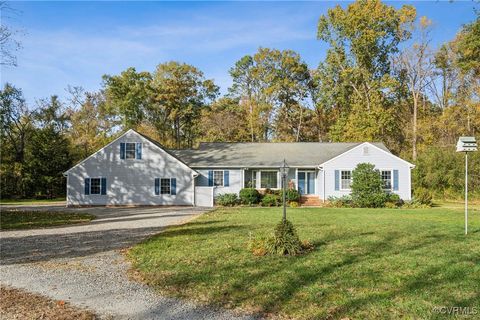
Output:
[0, 205, 209, 265]
[0, 205, 256, 319]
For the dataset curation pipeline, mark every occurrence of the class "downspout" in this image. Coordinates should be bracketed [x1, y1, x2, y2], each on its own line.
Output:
[192, 173, 199, 206]
[63, 172, 69, 207]
[317, 165, 325, 203]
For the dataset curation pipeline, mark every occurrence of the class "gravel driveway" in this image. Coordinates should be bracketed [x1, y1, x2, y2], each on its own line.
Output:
[0, 205, 256, 319]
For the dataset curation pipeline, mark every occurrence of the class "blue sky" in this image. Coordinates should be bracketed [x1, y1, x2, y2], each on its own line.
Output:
[1, 1, 478, 106]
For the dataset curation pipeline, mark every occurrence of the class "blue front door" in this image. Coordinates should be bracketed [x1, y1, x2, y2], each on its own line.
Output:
[298, 171, 315, 195]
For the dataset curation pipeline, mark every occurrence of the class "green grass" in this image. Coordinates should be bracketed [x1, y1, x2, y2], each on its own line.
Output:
[0, 197, 66, 205]
[0, 210, 95, 230]
[128, 207, 480, 319]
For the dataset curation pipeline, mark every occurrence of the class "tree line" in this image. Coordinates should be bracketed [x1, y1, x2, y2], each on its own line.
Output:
[1, 0, 479, 199]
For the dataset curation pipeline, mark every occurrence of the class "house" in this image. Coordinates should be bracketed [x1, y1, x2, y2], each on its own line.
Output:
[64, 129, 414, 207]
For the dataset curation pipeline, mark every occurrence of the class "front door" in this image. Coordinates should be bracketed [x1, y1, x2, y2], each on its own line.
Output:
[298, 171, 315, 195]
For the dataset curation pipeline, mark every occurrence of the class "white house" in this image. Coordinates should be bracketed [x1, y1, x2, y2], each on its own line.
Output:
[64, 129, 414, 207]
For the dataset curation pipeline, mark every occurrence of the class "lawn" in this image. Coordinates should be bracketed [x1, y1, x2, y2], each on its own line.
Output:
[0, 210, 95, 230]
[128, 207, 480, 319]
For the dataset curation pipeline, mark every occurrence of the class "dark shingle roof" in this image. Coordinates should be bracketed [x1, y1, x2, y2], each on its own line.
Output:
[170, 142, 390, 168]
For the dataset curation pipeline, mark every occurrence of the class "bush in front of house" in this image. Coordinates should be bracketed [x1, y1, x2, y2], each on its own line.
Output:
[413, 187, 433, 206]
[215, 193, 239, 206]
[261, 194, 281, 207]
[284, 188, 300, 203]
[327, 195, 353, 207]
[351, 163, 389, 208]
[384, 193, 403, 208]
[239, 188, 261, 205]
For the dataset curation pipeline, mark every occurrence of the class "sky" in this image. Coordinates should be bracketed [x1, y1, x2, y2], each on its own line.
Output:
[1, 1, 478, 106]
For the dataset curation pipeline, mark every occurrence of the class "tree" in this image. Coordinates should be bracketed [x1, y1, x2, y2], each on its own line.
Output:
[150, 61, 218, 148]
[0, 84, 32, 197]
[0, 83, 31, 163]
[103, 67, 152, 129]
[68, 90, 113, 159]
[350, 163, 388, 208]
[199, 97, 250, 142]
[455, 13, 480, 77]
[395, 16, 434, 160]
[317, 0, 416, 110]
[0, 1, 22, 67]
[229, 48, 314, 142]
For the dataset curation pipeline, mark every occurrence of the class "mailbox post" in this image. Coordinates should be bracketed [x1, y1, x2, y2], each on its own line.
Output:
[456, 137, 478, 235]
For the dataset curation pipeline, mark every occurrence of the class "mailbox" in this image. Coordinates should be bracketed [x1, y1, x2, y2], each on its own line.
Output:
[456, 136, 478, 152]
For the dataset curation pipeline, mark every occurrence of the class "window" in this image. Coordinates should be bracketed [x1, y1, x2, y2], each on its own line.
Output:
[213, 170, 224, 186]
[381, 170, 392, 190]
[340, 170, 352, 190]
[90, 178, 101, 194]
[261, 171, 278, 189]
[125, 143, 136, 159]
[161, 178, 171, 194]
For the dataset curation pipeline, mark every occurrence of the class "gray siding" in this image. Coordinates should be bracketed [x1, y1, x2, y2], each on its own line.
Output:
[66, 130, 196, 206]
[196, 168, 243, 197]
[321, 143, 412, 200]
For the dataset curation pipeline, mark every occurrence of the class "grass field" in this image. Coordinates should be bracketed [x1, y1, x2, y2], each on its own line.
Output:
[128, 206, 480, 319]
[0, 210, 95, 230]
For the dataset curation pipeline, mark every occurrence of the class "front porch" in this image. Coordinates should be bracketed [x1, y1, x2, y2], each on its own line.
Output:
[242, 168, 323, 204]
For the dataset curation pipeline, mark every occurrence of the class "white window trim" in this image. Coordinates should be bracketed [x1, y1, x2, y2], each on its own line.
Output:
[380, 169, 394, 191]
[160, 178, 172, 195]
[339, 169, 352, 191]
[212, 170, 224, 187]
[259, 170, 279, 189]
[89, 177, 103, 195]
[125, 142, 137, 160]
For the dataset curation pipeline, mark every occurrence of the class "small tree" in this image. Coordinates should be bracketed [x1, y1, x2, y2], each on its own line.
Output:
[351, 163, 388, 208]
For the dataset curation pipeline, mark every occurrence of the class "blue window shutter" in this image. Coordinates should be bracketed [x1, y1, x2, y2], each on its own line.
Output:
[171, 178, 177, 195]
[334, 170, 339, 191]
[155, 178, 160, 195]
[120, 143, 125, 159]
[208, 170, 213, 186]
[393, 170, 399, 191]
[136, 143, 142, 159]
[224, 171, 229, 187]
[101, 177, 107, 195]
[84, 178, 90, 195]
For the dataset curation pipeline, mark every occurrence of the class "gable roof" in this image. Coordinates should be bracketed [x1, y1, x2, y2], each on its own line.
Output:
[64, 129, 197, 175]
[318, 142, 415, 168]
[170, 142, 391, 168]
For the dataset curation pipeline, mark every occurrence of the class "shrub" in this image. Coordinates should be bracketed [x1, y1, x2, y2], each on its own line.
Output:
[239, 188, 261, 205]
[327, 195, 353, 208]
[261, 194, 281, 207]
[284, 188, 300, 203]
[215, 193, 238, 206]
[384, 201, 398, 209]
[266, 220, 303, 255]
[413, 187, 433, 206]
[289, 201, 299, 208]
[351, 163, 389, 208]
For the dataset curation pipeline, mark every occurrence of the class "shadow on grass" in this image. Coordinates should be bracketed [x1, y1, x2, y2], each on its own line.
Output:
[138, 224, 479, 319]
